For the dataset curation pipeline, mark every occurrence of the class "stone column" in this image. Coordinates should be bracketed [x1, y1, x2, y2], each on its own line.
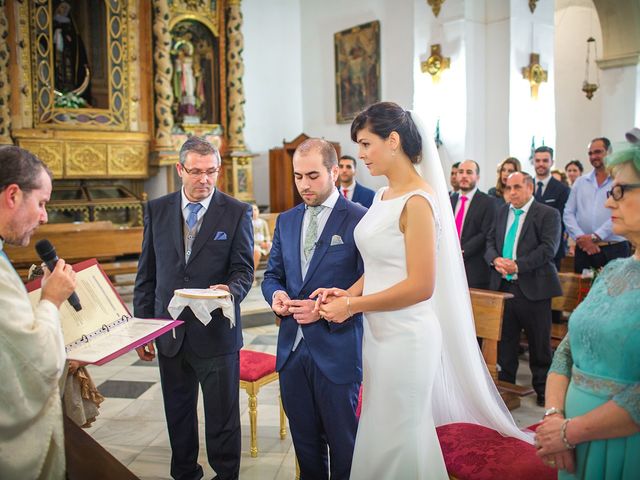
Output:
[0, 2, 12, 145]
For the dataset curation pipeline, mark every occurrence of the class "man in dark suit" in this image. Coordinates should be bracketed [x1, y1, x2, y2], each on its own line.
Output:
[338, 154, 375, 208]
[485, 172, 562, 406]
[532, 146, 570, 269]
[451, 159, 496, 289]
[263, 139, 365, 479]
[134, 137, 254, 480]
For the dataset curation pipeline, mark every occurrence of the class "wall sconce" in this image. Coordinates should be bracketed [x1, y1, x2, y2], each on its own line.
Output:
[522, 53, 547, 99]
[427, 0, 446, 17]
[582, 37, 599, 100]
[421, 44, 450, 83]
[528, 0, 538, 13]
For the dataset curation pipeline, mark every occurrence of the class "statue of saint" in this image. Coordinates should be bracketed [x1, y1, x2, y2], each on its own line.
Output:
[53, 1, 91, 104]
[172, 39, 203, 124]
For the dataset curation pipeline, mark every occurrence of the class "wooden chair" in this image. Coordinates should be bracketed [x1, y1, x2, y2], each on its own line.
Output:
[239, 349, 287, 457]
[470, 288, 533, 409]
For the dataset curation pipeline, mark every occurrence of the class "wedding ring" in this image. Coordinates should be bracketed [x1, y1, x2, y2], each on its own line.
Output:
[548, 460, 556, 466]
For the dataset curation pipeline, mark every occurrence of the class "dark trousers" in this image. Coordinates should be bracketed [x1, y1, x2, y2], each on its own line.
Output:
[279, 339, 359, 480]
[497, 280, 552, 397]
[158, 343, 240, 480]
[574, 241, 631, 273]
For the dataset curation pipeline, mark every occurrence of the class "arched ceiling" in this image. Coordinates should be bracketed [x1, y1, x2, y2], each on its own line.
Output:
[592, 0, 640, 67]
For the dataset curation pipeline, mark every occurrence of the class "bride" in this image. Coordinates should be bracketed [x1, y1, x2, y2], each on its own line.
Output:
[314, 102, 531, 478]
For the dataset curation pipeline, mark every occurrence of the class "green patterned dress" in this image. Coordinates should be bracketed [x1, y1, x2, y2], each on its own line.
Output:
[550, 257, 640, 479]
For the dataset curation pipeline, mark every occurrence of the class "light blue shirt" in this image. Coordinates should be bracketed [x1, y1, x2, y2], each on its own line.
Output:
[563, 170, 625, 242]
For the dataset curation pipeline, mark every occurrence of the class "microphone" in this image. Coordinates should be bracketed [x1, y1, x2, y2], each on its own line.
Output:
[35, 239, 82, 311]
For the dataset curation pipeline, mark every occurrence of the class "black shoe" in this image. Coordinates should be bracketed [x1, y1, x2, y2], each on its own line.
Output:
[536, 394, 545, 407]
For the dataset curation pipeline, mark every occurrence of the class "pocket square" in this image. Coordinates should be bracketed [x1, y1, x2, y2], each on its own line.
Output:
[330, 235, 344, 246]
[214, 231, 228, 241]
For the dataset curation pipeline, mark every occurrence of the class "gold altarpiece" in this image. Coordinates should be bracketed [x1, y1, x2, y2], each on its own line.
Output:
[1, 0, 254, 226]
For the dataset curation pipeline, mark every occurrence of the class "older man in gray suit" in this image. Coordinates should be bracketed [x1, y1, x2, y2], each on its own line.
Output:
[485, 172, 562, 407]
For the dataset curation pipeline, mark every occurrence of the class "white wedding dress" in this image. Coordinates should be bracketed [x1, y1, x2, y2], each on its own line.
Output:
[350, 188, 448, 479]
[347, 111, 532, 478]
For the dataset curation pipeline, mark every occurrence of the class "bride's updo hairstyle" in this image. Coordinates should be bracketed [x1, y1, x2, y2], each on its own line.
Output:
[350, 101, 423, 164]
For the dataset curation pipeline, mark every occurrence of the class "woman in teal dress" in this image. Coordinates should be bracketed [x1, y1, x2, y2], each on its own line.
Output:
[535, 145, 640, 479]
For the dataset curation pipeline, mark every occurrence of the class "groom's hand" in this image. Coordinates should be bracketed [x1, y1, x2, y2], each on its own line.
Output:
[272, 291, 291, 316]
[286, 299, 321, 324]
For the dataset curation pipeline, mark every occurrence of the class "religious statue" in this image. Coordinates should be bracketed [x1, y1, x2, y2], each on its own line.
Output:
[171, 39, 204, 124]
[52, 1, 91, 107]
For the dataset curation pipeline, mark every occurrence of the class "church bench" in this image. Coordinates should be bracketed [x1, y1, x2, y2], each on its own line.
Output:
[469, 288, 532, 409]
[4, 221, 143, 285]
[549, 272, 586, 347]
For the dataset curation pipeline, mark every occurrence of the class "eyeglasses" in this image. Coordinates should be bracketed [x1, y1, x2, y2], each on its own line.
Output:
[606, 183, 640, 201]
[588, 149, 605, 156]
[182, 166, 220, 177]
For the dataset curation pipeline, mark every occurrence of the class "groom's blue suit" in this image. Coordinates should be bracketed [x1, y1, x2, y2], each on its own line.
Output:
[262, 193, 366, 480]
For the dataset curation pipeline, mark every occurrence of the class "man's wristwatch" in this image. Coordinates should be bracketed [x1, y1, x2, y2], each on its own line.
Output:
[590, 233, 599, 242]
[543, 407, 564, 418]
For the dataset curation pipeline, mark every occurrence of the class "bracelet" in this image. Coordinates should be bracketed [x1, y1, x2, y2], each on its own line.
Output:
[346, 296, 353, 318]
[543, 407, 564, 418]
[561, 418, 576, 450]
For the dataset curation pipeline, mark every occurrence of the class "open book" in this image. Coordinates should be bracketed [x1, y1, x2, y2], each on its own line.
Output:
[26, 258, 182, 365]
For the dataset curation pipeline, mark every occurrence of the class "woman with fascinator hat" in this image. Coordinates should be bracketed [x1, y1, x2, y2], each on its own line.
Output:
[315, 102, 531, 478]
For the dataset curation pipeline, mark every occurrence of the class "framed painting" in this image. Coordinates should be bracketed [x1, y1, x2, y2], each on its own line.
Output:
[334, 20, 381, 124]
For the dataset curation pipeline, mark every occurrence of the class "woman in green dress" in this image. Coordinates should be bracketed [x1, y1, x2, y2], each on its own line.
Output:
[535, 145, 640, 479]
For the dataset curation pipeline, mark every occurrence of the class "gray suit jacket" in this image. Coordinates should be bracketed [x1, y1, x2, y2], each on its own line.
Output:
[485, 200, 562, 301]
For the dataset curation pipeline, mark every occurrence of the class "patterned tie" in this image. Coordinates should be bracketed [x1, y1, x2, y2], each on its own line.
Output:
[303, 206, 324, 261]
[186, 202, 203, 230]
[455, 195, 468, 239]
[535, 181, 544, 201]
[502, 208, 524, 281]
[343, 189, 348, 198]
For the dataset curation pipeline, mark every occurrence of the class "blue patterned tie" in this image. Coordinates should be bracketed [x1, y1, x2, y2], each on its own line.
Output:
[502, 208, 524, 281]
[186, 202, 203, 230]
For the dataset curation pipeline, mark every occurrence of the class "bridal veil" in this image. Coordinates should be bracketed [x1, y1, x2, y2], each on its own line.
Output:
[409, 110, 533, 444]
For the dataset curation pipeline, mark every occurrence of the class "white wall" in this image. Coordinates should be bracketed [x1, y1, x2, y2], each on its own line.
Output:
[298, 0, 415, 191]
[240, 0, 635, 205]
[554, 0, 603, 169]
[243, 0, 303, 206]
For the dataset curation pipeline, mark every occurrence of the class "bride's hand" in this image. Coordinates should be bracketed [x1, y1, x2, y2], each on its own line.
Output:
[310, 287, 350, 303]
[318, 296, 350, 323]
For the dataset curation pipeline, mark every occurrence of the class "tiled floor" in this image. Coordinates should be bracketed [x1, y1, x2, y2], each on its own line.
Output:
[87, 281, 544, 479]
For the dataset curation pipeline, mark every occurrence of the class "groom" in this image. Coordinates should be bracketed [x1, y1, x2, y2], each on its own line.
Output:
[262, 138, 366, 479]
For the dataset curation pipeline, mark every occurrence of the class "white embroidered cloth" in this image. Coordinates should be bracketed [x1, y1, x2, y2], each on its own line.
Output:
[168, 289, 235, 327]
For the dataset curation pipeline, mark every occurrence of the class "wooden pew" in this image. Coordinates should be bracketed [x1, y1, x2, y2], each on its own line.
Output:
[4, 221, 143, 284]
[470, 288, 532, 410]
[550, 272, 586, 347]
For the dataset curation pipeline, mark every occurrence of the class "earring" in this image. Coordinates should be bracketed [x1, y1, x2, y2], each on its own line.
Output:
[392, 150, 396, 157]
